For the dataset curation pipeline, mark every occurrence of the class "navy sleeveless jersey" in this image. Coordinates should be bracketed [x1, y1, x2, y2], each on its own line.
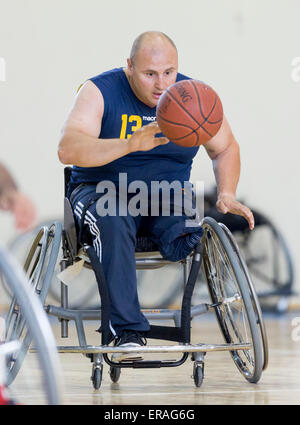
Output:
[69, 68, 199, 191]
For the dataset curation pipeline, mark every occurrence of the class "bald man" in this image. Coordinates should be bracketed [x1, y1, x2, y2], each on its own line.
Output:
[58, 31, 254, 360]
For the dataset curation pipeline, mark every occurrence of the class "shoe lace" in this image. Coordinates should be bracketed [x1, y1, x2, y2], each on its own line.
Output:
[121, 330, 147, 346]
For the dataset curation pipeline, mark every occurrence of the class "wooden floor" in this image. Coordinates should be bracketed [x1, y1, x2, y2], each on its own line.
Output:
[8, 312, 300, 405]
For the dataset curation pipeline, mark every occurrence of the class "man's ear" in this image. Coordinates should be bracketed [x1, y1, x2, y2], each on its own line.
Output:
[127, 58, 133, 73]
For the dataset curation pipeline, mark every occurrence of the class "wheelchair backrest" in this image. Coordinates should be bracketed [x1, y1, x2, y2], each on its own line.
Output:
[64, 166, 72, 198]
[63, 167, 79, 260]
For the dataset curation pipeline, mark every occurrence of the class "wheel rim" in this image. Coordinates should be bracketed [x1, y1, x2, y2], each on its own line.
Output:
[4, 223, 62, 389]
[0, 232, 63, 404]
[5, 228, 49, 376]
[202, 222, 259, 380]
[219, 222, 269, 371]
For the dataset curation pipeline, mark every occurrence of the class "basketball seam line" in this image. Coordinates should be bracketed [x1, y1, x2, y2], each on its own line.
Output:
[166, 86, 213, 138]
[157, 113, 222, 141]
[156, 113, 200, 144]
[190, 80, 221, 125]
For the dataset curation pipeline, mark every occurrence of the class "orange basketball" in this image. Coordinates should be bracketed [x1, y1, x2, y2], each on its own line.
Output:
[156, 80, 223, 147]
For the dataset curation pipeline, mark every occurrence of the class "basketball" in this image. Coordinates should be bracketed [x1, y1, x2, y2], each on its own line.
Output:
[156, 80, 223, 147]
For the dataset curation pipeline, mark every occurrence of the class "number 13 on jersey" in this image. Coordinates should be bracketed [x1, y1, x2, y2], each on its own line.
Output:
[120, 114, 142, 139]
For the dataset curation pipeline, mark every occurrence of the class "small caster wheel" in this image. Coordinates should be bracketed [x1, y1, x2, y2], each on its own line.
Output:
[91, 365, 103, 390]
[193, 362, 204, 388]
[109, 366, 121, 383]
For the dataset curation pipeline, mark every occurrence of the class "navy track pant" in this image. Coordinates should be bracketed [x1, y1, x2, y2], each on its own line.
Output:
[70, 184, 203, 337]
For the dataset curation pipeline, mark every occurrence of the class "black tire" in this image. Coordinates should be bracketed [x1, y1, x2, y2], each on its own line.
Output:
[201, 217, 263, 383]
[4, 222, 62, 385]
[109, 366, 121, 383]
[193, 363, 204, 388]
[219, 222, 269, 371]
[92, 366, 103, 390]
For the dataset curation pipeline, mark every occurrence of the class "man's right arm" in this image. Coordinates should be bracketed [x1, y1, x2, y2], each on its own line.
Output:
[58, 81, 168, 167]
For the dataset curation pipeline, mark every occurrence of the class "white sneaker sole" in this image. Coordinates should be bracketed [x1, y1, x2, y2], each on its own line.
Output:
[111, 343, 143, 362]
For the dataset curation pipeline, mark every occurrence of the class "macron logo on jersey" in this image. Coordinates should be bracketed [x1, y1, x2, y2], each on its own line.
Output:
[143, 116, 156, 122]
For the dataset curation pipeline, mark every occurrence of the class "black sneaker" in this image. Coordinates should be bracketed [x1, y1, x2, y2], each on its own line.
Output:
[111, 330, 147, 362]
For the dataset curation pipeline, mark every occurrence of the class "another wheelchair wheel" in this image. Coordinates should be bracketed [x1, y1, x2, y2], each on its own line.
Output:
[234, 211, 294, 311]
[0, 240, 63, 404]
[204, 205, 294, 311]
[201, 217, 263, 383]
[219, 222, 269, 371]
[4, 222, 62, 387]
[7, 220, 100, 309]
[137, 261, 184, 309]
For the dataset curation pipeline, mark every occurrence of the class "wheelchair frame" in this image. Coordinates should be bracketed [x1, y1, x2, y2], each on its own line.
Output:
[4, 168, 268, 390]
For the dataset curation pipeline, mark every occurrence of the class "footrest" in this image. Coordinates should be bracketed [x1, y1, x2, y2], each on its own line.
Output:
[52, 342, 252, 354]
[132, 361, 163, 369]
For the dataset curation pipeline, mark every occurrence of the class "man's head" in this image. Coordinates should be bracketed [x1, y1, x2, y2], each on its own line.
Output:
[126, 31, 178, 108]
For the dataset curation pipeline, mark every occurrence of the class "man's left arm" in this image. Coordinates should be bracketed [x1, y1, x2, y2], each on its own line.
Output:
[203, 116, 255, 230]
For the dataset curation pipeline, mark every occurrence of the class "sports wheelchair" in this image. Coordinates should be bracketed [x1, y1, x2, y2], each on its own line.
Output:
[4, 168, 268, 390]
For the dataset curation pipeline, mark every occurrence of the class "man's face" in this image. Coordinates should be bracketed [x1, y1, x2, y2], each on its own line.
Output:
[127, 42, 178, 108]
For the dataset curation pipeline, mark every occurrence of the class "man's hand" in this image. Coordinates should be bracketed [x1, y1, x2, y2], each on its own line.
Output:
[128, 122, 169, 152]
[216, 193, 255, 230]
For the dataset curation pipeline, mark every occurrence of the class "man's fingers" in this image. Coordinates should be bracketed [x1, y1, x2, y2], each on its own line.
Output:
[146, 121, 165, 135]
[231, 208, 254, 230]
[155, 137, 169, 145]
[146, 121, 160, 131]
[233, 203, 255, 230]
[243, 208, 255, 230]
[217, 199, 255, 230]
[216, 200, 228, 214]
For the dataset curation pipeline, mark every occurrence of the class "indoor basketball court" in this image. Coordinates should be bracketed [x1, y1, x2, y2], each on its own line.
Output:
[3, 316, 299, 405]
[1, 0, 300, 409]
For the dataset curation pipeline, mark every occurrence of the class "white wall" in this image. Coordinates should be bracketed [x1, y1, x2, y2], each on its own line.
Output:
[1, 0, 299, 288]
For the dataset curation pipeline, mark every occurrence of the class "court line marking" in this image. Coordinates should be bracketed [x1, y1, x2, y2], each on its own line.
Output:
[54, 388, 300, 398]
[16, 388, 300, 403]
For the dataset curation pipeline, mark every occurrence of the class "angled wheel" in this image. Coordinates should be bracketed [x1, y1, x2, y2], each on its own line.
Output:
[4, 222, 62, 386]
[201, 217, 263, 383]
[7, 219, 100, 309]
[219, 222, 269, 371]
[0, 239, 63, 404]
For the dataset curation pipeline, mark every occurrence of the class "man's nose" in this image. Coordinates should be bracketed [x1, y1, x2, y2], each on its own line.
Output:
[155, 74, 164, 90]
